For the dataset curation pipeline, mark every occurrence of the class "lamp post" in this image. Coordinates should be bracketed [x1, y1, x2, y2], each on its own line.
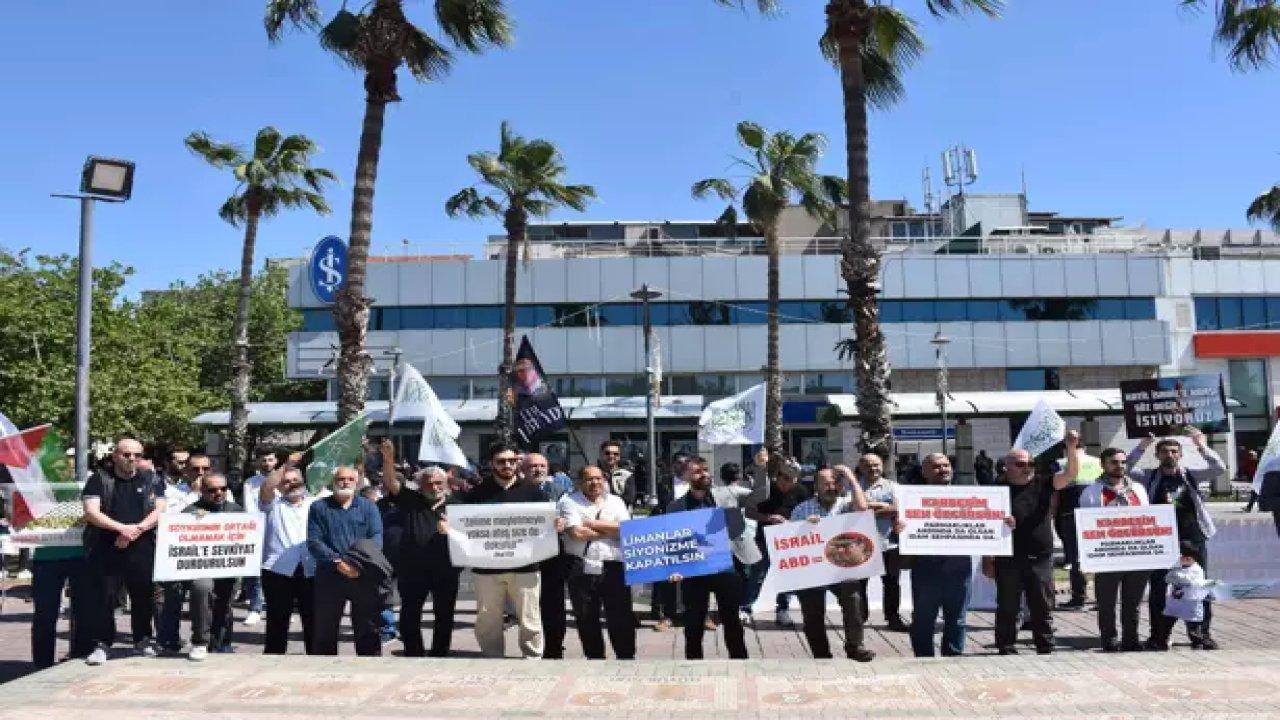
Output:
[631, 284, 662, 502]
[53, 157, 135, 481]
[931, 330, 952, 456]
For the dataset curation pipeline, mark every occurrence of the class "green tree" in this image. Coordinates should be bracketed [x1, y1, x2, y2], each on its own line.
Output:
[692, 122, 845, 455]
[184, 127, 335, 481]
[1184, 1, 1280, 228]
[265, 0, 513, 425]
[445, 122, 596, 441]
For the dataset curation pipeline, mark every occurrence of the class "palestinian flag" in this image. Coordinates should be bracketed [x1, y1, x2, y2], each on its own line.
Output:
[0, 424, 72, 529]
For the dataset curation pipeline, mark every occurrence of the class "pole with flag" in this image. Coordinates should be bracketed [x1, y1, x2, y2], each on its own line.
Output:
[0, 425, 68, 528]
[304, 414, 371, 492]
[1013, 398, 1067, 459]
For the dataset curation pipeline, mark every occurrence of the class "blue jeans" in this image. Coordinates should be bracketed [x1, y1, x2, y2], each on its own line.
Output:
[738, 554, 790, 612]
[241, 575, 264, 613]
[31, 557, 95, 668]
[909, 556, 972, 657]
[380, 608, 397, 639]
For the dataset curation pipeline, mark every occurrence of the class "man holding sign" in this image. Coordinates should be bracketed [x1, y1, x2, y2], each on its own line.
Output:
[786, 466, 875, 662]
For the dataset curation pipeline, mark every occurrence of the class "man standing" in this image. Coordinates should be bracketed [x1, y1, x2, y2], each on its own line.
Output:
[560, 465, 635, 659]
[990, 431, 1079, 655]
[525, 452, 569, 659]
[237, 449, 278, 627]
[257, 458, 316, 655]
[81, 438, 167, 665]
[1126, 429, 1223, 650]
[666, 454, 767, 660]
[380, 441, 460, 657]
[900, 453, 973, 658]
[163, 473, 243, 661]
[307, 466, 385, 656]
[790, 466, 875, 661]
[599, 440, 636, 507]
[856, 453, 908, 632]
[454, 442, 560, 658]
[1079, 447, 1150, 652]
[745, 452, 806, 626]
[651, 452, 691, 632]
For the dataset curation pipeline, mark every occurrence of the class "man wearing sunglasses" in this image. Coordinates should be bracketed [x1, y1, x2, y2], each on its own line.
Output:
[159, 473, 243, 661]
[81, 438, 168, 665]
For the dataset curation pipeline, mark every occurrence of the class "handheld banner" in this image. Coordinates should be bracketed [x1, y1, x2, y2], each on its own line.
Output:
[897, 485, 1012, 557]
[444, 502, 559, 570]
[1074, 505, 1180, 573]
[1119, 374, 1228, 439]
[756, 510, 884, 596]
[620, 508, 733, 586]
[153, 512, 264, 581]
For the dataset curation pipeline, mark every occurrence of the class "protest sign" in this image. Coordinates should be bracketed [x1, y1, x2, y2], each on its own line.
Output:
[2, 483, 84, 548]
[1119, 374, 1227, 439]
[510, 336, 567, 446]
[756, 511, 884, 596]
[697, 383, 765, 445]
[1013, 399, 1066, 458]
[1074, 505, 1179, 573]
[897, 485, 1012, 557]
[444, 502, 559, 570]
[620, 508, 733, 586]
[153, 512, 264, 582]
[1206, 513, 1280, 598]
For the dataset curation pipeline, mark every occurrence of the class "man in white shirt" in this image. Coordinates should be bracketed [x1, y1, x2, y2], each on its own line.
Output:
[237, 450, 278, 626]
[257, 458, 316, 654]
[559, 465, 635, 659]
[1080, 447, 1151, 653]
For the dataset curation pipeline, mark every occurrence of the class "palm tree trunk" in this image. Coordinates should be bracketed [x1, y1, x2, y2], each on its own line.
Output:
[226, 207, 260, 485]
[765, 223, 784, 456]
[835, 17, 894, 463]
[334, 96, 384, 425]
[497, 205, 527, 443]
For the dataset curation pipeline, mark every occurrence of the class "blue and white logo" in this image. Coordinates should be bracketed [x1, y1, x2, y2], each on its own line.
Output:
[308, 235, 347, 304]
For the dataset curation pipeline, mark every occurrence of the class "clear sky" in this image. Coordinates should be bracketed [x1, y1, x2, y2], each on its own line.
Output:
[4, 1, 1278, 294]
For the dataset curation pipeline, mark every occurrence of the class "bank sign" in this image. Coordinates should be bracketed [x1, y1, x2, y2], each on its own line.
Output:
[309, 235, 347, 304]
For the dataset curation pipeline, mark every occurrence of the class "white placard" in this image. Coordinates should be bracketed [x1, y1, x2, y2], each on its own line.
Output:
[897, 485, 1012, 557]
[153, 512, 264, 581]
[445, 503, 559, 570]
[1074, 505, 1180, 573]
[757, 510, 884, 596]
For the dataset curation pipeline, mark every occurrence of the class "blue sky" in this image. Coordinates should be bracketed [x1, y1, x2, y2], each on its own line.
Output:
[4, 1, 1278, 294]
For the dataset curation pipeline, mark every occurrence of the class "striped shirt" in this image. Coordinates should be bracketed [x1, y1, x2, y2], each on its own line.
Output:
[790, 495, 853, 521]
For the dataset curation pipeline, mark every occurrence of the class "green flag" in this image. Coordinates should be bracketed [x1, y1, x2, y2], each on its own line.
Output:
[305, 414, 370, 492]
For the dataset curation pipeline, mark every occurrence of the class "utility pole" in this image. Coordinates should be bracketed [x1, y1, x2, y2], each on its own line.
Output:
[631, 284, 662, 503]
[385, 347, 403, 458]
[931, 331, 952, 457]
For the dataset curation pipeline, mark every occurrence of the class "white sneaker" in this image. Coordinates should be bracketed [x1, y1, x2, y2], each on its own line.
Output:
[85, 646, 108, 666]
[739, 610, 753, 626]
[243, 611, 262, 626]
[136, 640, 158, 658]
[188, 646, 208, 662]
[776, 609, 793, 626]
[17, 569, 33, 580]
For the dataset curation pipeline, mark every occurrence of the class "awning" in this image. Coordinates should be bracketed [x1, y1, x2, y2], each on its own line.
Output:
[826, 388, 1241, 419]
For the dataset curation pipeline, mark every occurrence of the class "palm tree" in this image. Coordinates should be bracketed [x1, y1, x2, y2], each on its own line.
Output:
[445, 122, 596, 441]
[185, 127, 336, 482]
[692, 122, 845, 456]
[1183, 1, 1280, 229]
[266, 0, 513, 424]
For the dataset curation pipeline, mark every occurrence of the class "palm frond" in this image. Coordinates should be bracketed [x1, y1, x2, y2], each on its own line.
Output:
[445, 187, 501, 218]
[711, 0, 781, 15]
[543, 183, 597, 213]
[184, 131, 245, 168]
[1247, 184, 1280, 230]
[253, 127, 283, 160]
[404, 22, 456, 81]
[924, 0, 1004, 19]
[318, 9, 363, 68]
[218, 195, 249, 227]
[264, 0, 321, 43]
[435, 0, 514, 52]
[834, 338, 857, 362]
[715, 205, 740, 237]
[691, 178, 737, 201]
[736, 121, 767, 150]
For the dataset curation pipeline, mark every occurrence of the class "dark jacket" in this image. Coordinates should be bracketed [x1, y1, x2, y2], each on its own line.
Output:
[343, 537, 396, 600]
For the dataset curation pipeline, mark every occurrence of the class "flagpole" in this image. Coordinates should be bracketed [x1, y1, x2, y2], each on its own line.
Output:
[386, 348, 403, 460]
[632, 284, 662, 503]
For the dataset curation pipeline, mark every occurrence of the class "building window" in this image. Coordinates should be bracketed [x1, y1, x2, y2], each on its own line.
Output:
[1228, 359, 1270, 434]
[806, 373, 854, 394]
[466, 306, 501, 329]
[605, 375, 648, 396]
[1006, 367, 1061, 391]
[471, 377, 500, 399]
[301, 309, 336, 332]
[430, 377, 469, 400]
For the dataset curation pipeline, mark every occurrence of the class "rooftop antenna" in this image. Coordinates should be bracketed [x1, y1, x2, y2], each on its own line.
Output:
[1020, 165, 1029, 204]
[922, 166, 936, 240]
[941, 145, 978, 198]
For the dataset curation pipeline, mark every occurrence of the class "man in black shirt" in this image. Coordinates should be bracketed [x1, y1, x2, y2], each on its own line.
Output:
[81, 438, 168, 665]
[989, 431, 1079, 655]
[745, 454, 806, 625]
[164, 473, 243, 661]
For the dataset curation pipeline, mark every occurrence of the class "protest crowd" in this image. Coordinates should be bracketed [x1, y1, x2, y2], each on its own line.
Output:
[7, 410, 1274, 669]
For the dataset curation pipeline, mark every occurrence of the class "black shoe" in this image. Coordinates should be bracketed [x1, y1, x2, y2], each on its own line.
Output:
[1143, 638, 1170, 652]
[998, 646, 1019, 655]
[1195, 638, 1220, 651]
[1120, 641, 1143, 653]
[1058, 598, 1087, 610]
[1036, 646, 1054, 656]
[885, 615, 910, 633]
[848, 646, 875, 663]
[1101, 640, 1121, 653]
[1019, 621, 1033, 632]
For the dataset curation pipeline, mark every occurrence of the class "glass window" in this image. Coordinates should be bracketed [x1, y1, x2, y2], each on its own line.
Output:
[1091, 298, 1124, 320]
[695, 374, 734, 397]
[736, 373, 765, 393]
[783, 373, 804, 394]
[552, 376, 603, 397]
[968, 300, 999, 322]
[1006, 368, 1054, 391]
[430, 377, 469, 400]
[378, 308, 400, 330]
[1194, 297, 1219, 330]
[647, 303, 672, 326]
[1242, 297, 1267, 331]
[934, 300, 967, 322]
[302, 310, 336, 332]
[396, 307, 433, 329]
[516, 305, 554, 327]
[816, 301, 851, 323]
[999, 300, 1028, 322]
[880, 300, 902, 323]
[605, 375, 648, 396]
[554, 304, 593, 327]
[434, 306, 466, 330]
[806, 373, 854, 394]
[1228, 359, 1269, 419]
[1267, 297, 1280, 330]
[900, 300, 934, 323]
[1218, 297, 1243, 330]
[597, 304, 638, 326]
[1124, 297, 1155, 320]
[471, 377, 500, 399]
[667, 375, 697, 395]
[778, 301, 814, 323]
[466, 306, 501, 329]
[728, 302, 766, 325]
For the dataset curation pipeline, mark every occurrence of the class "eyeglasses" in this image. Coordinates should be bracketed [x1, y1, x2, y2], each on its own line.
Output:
[117, 452, 141, 459]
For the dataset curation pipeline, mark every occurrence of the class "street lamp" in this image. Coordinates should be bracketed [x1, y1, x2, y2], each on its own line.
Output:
[54, 156, 136, 481]
[631, 284, 662, 503]
[930, 330, 952, 456]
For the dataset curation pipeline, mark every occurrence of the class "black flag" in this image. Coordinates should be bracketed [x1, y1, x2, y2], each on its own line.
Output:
[509, 336, 567, 447]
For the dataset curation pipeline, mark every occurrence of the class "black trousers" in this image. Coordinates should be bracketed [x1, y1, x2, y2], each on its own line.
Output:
[994, 553, 1055, 651]
[262, 567, 314, 655]
[1054, 514, 1088, 602]
[311, 569, 382, 656]
[539, 554, 569, 659]
[797, 581, 865, 659]
[652, 580, 679, 621]
[87, 542, 156, 646]
[1094, 571, 1147, 646]
[858, 548, 902, 621]
[398, 564, 461, 657]
[31, 557, 95, 667]
[681, 571, 747, 659]
[567, 561, 636, 659]
[1149, 541, 1212, 643]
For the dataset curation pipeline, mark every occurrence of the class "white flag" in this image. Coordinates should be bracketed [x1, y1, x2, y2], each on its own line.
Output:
[394, 363, 461, 438]
[1013, 398, 1066, 458]
[698, 383, 766, 446]
[0, 410, 18, 437]
[413, 372, 467, 467]
[1252, 421, 1280, 494]
[649, 330, 663, 408]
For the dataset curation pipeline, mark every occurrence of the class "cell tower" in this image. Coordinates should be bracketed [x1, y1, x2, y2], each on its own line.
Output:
[941, 145, 979, 197]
